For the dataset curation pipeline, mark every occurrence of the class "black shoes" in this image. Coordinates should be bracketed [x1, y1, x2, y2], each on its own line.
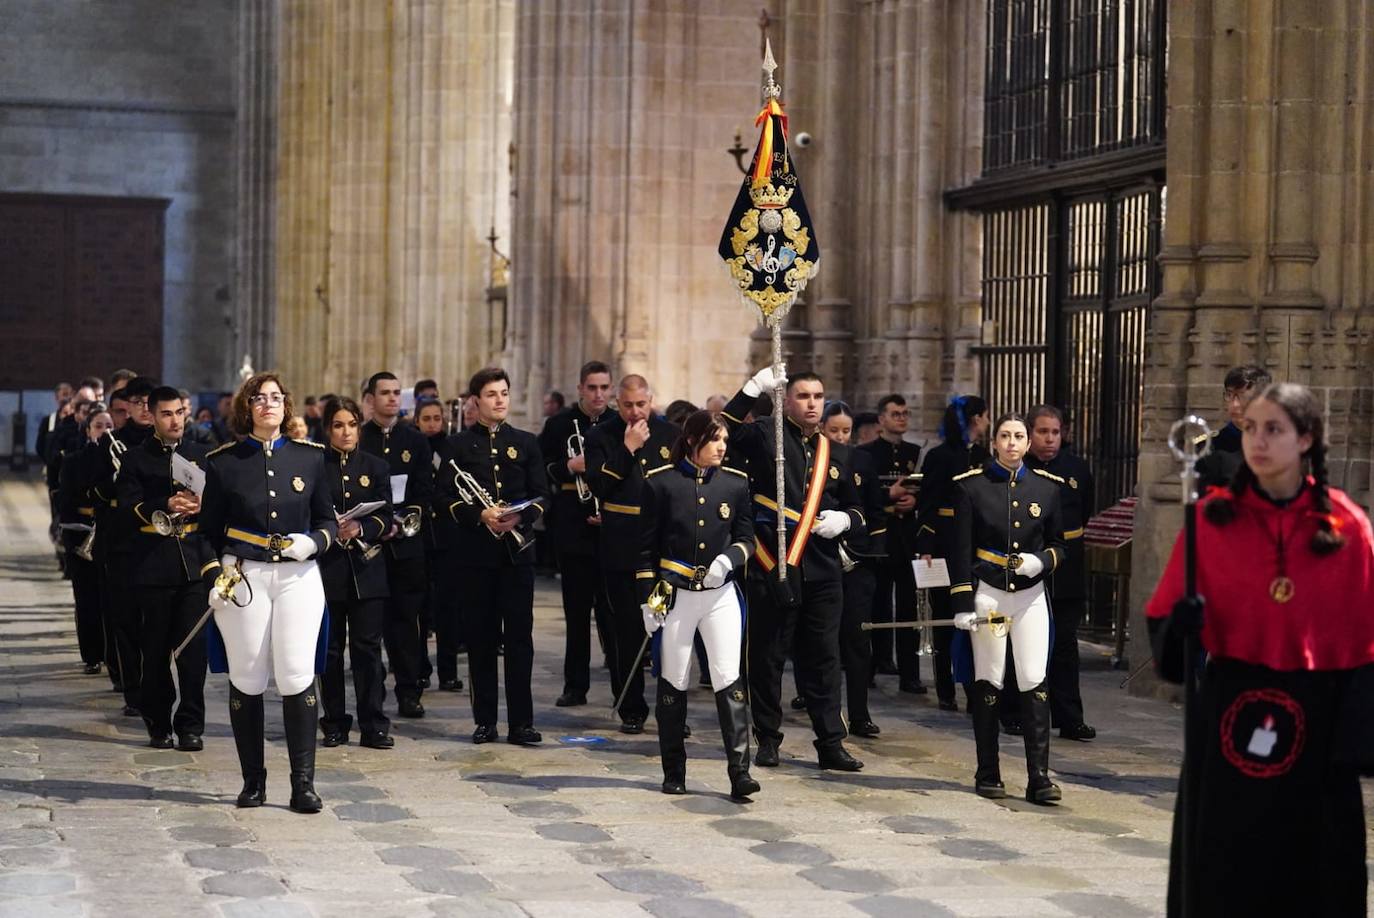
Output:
[790, 695, 807, 711]
[1021, 682, 1061, 806]
[148, 733, 174, 749]
[1060, 722, 1097, 742]
[289, 776, 323, 814]
[899, 680, 929, 695]
[398, 698, 425, 718]
[360, 731, 394, 749]
[976, 779, 1007, 799]
[554, 692, 586, 707]
[83, 663, 102, 675]
[971, 680, 1004, 799]
[229, 685, 266, 809]
[817, 744, 864, 772]
[507, 726, 542, 746]
[657, 678, 688, 795]
[121, 704, 140, 718]
[619, 717, 645, 735]
[1001, 717, 1024, 736]
[754, 738, 780, 767]
[282, 688, 322, 815]
[938, 698, 960, 713]
[661, 776, 687, 795]
[874, 661, 899, 676]
[237, 774, 267, 808]
[439, 678, 464, 692]
[716, 678, 759, 801]
[321, 731, 347, 748]
[176, 733, 204, 752]
[472, 724, 500, 744]
[849, 720, 881, 738]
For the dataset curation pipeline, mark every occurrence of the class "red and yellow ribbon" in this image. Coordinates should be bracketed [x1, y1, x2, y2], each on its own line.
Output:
[751, 98, 789, 188]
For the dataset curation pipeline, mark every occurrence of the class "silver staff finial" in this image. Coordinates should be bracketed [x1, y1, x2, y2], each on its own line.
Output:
[762, 38, 780, 100]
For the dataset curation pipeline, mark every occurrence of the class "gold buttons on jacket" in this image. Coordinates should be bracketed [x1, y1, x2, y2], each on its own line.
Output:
[344, 492, 351, 498]
[271, 511, 278, 519]
[697, 520, 704, 527]
[699, 542, 706, 550]
[1012, 501, 1019, 507]
[1013, 521, 1021, 528]
[698, 497, 705, 504]
[267, 470, 275, 477]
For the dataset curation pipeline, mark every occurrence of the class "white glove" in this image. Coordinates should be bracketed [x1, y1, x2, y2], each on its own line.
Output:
[953, 612, 980, 633]
[282, 533, 316, 562]
[641, 604, 664, 634]
[702, 554, 733, 590]
[1016, 552, 1044, 579]
[811, 509, 851, 540]
[743, 364, 787, 398]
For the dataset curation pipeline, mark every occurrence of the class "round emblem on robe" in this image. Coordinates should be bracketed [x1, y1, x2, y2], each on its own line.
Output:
[719, 502, 731, 520]
[1220, 688, 1306, 779]
[1029, 502, 1042, 518]
[292, 476, 305, 492]
[359, 475, 370, 487]
[401, 449, 412, 464]
[507, 446, 518, 459]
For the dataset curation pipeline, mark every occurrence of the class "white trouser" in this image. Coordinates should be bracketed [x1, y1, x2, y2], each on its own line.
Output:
[969, 581, 1050, 692]
[214, 557, 325, 696]
[659, 585, 742, 692]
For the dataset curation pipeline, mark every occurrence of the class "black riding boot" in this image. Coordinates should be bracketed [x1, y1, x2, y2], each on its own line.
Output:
[715, 677, 759, 800]
[656, 678, 688, 795]
[1020, 682, 1061, 804]
[971, 680, 1005, 798]
[282, 686, 323, 814]
[228, 685, 266, 807]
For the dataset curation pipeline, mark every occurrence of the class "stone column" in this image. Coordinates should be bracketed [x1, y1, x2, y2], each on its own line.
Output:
[235, 0, 278, 379]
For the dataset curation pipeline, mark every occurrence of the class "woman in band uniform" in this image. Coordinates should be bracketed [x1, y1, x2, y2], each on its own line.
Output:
[317, 397, 394, 750]
[638, 410, 759, 800]
[1146, 383, 1374, 916]
[199, 373, 338, 813]
[58, 405, 113, 675]
[948, 413, 1066, 804]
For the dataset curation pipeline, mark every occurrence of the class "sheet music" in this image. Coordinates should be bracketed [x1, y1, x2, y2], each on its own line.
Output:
[912, 557, 951, 589]
[171, 453, 206, 497]
[390, 474, 408, 505]
[337, 500, 386, 522]
[496, 498, 539, 520]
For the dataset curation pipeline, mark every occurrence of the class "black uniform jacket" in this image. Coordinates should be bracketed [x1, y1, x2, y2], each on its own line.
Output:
[90, 423, 155, 560]
[840, 447, 890, 564]
[199, 434, 338, 568]
[914, 438, 990, 558]
[317, 446, 393, 601]
[1196, 421, 1243, 491]
[636, 459, 755, 602]
[721, 389, 865, 583]
[116, 435, 215, 587]
[537, 405, 612, 557]
[422, 431, 451, 553]
[435, 420, 548, 567]
[1024, 449, 1093, 602]
[947, 460, 1067, 615]
[584, 414, 680, 573]
[57, 441, 98, 552]
[358, 419, 433, 566]
[858, 436, 923, 558]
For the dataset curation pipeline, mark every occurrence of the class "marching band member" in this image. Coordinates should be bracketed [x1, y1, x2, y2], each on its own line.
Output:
[414, 397, 464, 692]
[915, 395, 990, 711]
[317, 397, 395, 749]
[538, 360, 613, 708]
[1147, 382, 1374, 916]
[721, 367, 865, 772]
[198, 373, 338, 813]
[948, 413, 1066, 803]
[58, 405, 113, 676]
[638, 410, 758, 798]
[435, 367, 548, 745]
[116, 386, 214, 750]
[359, 372, 433, 719]
[584, 374, 680, 733]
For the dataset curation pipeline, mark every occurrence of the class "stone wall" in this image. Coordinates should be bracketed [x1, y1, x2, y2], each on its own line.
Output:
[0, 0, 238, 391]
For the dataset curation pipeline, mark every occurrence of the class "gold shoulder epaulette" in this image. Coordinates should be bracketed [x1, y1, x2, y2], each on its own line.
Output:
[206, 441, 235, 458]
[1032, 468, 1065, 484]
[293, 438, 324, 448]
[721, 466, 748, 479]
[645, 464, 674, 477]
[953, 467, 983, 481]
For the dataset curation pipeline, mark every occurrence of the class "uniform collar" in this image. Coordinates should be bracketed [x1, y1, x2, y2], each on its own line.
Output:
[474, 419, 504, 435]
[152, 433, 179, 452]
[984, 459, 1026, 482]
[367, 417, 399, 434]
[247, 433, 286, 451]
[785, 415, 819, 442]
[328, 445, 355, 461]
[678, 458, 716, 483]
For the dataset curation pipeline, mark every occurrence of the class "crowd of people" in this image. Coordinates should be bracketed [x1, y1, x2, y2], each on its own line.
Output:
[32, 358, 1374, 914]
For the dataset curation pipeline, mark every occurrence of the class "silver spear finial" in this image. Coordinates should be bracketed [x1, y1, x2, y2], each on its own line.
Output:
[762, 38, 781, 101]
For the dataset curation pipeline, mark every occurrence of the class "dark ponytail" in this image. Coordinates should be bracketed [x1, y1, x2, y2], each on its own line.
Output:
[671, 410, 725, 465]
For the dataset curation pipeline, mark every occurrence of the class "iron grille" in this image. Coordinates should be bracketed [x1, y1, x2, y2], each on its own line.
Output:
[975, 204, 1052, 420]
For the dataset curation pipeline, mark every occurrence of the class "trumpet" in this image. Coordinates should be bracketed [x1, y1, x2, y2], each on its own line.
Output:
[108, 436, 127, 474]
[567, 419, 600, 512]
[337, 513, 382, 561]
[837, 540, 857, 573]
[449, 460, 530, 551]
[76, 524, 97, 562]
[151, 509, 187, 537]
[915, 588, 934, 656]
[397, 508, 422, 538]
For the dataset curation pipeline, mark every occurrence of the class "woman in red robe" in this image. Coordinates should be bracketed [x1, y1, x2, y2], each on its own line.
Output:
[1146, 382, 1374, 916]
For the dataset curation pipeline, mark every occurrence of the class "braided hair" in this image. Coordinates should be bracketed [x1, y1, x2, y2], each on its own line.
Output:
[1202, 382, 1345, 555]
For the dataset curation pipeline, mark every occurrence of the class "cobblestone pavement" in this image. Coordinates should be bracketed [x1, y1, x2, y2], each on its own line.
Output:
[1, 474, 1369, 917]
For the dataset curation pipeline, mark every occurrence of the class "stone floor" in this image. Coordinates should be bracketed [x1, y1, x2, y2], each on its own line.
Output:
[0, 473, 1368, 918]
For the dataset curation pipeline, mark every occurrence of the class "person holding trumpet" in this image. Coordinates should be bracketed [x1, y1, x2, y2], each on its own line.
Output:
[947, 412, 1067, 803]
[317, 396, 395, 750]
[435, 367, 549, 746]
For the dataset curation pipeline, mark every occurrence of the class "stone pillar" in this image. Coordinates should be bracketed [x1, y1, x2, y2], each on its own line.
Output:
[234, 0, 278, 380]
[274, 0, 514, 399]
[1129, 1, 1374, 695]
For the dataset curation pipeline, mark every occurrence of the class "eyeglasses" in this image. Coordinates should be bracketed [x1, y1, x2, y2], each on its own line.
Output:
[1222, 388, 1250, 405]
[127, 397, 148, 408]
[249, 393, 286, 408]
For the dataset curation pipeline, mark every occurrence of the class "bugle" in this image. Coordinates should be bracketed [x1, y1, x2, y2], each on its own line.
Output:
[449, 459, 530, 551]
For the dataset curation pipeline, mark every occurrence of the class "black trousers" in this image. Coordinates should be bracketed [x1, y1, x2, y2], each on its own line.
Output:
[102, 558, 142, 706]
[840, 565, 876, 724]
[1048, 596, 1086, 727]
[135, 583, 206, 736]
[64, 540, 104, 665]
[321, 596, 389, 736]
[383, 557, 427, 705]
[748, 575, 846, 749]
[461, 563, 535, 728]
[872, 562, 922, 682]
[433, 550, 465, 683]
[926, 585, 957, 702]
[557, 551, 613, 697]
[602, 569, 649, 722]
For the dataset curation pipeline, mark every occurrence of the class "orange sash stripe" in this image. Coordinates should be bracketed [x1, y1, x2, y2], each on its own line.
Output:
[786, 434, 830, 567]
[751, 99, 789, 188]
[754, 538, 777, 572]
